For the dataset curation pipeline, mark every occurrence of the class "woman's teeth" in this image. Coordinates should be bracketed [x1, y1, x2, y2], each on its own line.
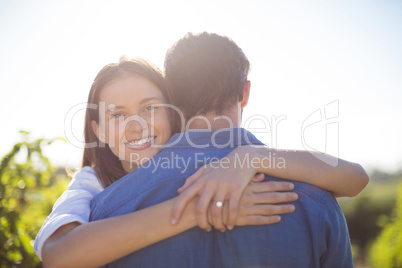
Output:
[128, 137, 154, 145]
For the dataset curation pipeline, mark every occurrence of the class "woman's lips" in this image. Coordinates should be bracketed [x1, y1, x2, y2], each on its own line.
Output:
[125, 136, 155, 150]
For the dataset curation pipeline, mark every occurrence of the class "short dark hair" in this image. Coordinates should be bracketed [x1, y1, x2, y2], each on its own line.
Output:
[164, 32, 250, 120]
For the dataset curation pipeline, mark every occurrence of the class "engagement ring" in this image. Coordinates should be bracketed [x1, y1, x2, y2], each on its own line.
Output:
[216, 201, 223, 208]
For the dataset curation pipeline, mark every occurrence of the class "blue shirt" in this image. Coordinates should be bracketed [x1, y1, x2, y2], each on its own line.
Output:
[90, 128, 353, 268]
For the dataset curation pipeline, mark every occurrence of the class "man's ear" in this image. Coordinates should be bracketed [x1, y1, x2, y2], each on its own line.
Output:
[91, 120, 107, 144]
[241, 80, 251, 109]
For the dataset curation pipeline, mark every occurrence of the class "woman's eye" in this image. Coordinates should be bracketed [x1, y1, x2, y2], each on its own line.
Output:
[145, 105, 157, 111]
[111, 113, 124, 118]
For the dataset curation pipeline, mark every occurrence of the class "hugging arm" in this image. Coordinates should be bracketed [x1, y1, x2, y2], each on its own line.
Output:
[246, 146, 369, 197]
[41, 180, 296, 268]
[172, 145, 369, 230]
[42, 197, 199, 268]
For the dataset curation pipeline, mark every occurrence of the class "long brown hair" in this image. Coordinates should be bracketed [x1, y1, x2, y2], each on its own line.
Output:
[82, 57, 177, 188]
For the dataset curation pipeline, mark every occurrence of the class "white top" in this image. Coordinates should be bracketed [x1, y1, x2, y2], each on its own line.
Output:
[34, 166, 104, 261]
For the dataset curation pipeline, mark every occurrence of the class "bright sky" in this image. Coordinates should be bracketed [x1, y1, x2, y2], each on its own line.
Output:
[0, 0, 401, 172]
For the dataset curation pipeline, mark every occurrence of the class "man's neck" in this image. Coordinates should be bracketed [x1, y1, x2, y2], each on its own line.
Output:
[185, 108, 242, 131]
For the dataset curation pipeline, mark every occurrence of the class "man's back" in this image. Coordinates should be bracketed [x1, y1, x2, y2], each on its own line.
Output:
[90, 129, 353, 268]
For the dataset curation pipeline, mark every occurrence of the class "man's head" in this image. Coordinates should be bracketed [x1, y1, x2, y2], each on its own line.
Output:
[164, 32, 251, 129]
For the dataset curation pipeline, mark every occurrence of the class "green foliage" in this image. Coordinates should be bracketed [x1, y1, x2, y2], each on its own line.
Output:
[0, 132, 69, 268]
[369, 183, 402, 268]
[339, 179, 399, 248]
[338, 174, 400, 265]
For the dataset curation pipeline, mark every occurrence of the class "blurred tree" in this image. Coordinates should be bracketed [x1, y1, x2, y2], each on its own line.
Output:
[344, 194, 396, 249]
[369, 183, 402, 268]
[0, 132, 68, 268]
[338, 174, 400, 264]
[340, 181, 397, 246]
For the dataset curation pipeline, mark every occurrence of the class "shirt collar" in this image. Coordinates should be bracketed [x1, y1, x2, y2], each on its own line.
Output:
[162, 128, 265, 149]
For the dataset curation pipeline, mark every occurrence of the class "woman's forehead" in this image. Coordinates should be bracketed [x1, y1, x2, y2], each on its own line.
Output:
[99, 75, 165, 104]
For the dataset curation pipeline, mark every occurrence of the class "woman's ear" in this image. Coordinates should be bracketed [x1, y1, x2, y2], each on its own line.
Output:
[91, 120, 107, 144]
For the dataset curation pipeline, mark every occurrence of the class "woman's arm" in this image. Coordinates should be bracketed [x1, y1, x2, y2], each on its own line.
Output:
[42, 180, 296, 268]
[34, 167, 103, 261]
[42, 197, 198, 268]
[172, 145, 369, 230]
[242, 145, 369, 197]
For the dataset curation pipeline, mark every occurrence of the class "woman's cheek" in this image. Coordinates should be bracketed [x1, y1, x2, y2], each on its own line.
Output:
[156, 113, 171, 138]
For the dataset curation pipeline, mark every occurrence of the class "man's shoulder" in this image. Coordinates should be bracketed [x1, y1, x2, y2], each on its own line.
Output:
[293, 180, 335, 204]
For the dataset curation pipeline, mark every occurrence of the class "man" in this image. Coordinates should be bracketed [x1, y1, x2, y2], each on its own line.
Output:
[90, 32, 353, 267]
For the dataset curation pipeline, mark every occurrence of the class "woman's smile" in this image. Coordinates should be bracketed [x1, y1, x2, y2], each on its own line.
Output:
[125, 136, 156, 149]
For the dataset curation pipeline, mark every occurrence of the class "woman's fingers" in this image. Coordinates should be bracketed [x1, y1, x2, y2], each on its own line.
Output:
[171, 180, 204, 224]
[251, 181, 294, 193]
[195, 185, 216, 231]
[244, 204, 295, 216]
[226, 190, 242, 230]
[232, 181, 298, 229]
[252, 192, 298, 204]
[252, 173, 265, 182]
[210, 188, 228, 232]
[237, 215, 282, 226]
[177, 167, 204, 193]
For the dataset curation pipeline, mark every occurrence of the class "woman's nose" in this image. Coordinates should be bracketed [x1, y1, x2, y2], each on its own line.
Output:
[124, 114, 148, 134]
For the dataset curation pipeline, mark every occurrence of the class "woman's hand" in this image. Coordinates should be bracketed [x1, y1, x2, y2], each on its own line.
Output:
[171, 147, 260, 229]
[219, 179, 298, 230]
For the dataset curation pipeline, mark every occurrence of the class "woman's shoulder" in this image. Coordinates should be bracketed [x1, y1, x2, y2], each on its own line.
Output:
[75, 165, 96, 176]
[68, 166, 104, 192]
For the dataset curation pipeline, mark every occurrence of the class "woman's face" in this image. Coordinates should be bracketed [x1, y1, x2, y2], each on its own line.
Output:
[92, 74, 172, 173]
